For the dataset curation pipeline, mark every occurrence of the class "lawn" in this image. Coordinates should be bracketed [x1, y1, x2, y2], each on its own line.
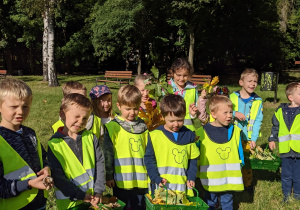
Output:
[5, 73, 300, 209]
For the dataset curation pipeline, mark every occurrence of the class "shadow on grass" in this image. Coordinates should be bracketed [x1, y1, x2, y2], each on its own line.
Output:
[265, 97, 280, 103]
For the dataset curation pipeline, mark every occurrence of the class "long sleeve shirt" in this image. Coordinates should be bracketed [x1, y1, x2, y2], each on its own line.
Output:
[144, 125, 198, 185]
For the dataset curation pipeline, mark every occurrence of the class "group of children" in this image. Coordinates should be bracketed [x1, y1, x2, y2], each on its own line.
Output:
[0, 57, 299, 210]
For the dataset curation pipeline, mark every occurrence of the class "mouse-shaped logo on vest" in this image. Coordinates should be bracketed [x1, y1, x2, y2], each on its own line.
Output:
[129, 138, 142, 152]
[216, 147, 231, 160]
[172, 148, 187, 164]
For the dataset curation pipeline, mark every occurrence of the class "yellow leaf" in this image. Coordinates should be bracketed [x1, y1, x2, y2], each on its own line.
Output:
[210, 76, 219, 86]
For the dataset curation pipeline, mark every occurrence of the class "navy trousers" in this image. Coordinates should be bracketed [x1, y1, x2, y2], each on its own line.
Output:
[281, 157, 300, 198]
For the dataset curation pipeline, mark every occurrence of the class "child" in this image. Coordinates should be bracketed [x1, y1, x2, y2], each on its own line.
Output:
[134, 74, 157, 112]
[144, 94, 200, 196]
[229, 68, 263, 192]
[48, 93, 105, 209]
[52, 81, 102, 141]
[196, 95, 244, 210]
[89, 85, 115, 144]
[0, 78, 50, 210]
[269, 82, 300, 203]
[103, 85, 148, 210]
[168, 57, 199, 131]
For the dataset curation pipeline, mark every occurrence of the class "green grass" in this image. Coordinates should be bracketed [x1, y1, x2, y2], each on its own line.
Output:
[6, 74, 300, 209]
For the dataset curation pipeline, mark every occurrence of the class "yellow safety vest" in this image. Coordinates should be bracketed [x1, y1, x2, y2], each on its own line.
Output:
[0, 135, 43, 210]
[149, 130, 200, 196]
[106, 121, 148, 189]
[48, 130, 95, 210]
[52, 115, 102, 140]
[197, 126, 244, 192]
[230, 93, 262, 138]
[275, 108, 300, 154]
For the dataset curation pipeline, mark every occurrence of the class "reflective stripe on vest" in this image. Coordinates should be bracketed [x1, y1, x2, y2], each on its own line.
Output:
[198, 126, 244, 192]
[106, 121, 148, 189]
[230, 93, 262, 138]
[275, 108, 300, 153]
[149, 130, 200, 196]
[48, 130, 95, 210]
[0, 135, 43, 210]
[52, 120, 64, 133]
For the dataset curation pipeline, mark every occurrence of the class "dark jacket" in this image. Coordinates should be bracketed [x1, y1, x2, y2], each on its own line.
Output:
[48, 128, 106, 201]
[144, 125, 198, 185]
[268, 103, 300, 158]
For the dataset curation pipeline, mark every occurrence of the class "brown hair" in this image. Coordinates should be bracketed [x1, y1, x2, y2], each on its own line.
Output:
[62, 81, 87, 96]
[240, 68, 259, 80]
[170, 57, 194, 76]
[117, 85, 141, 107]
[286, 82, 300, 100]
[160, 94, 186, 117]
[60, 93, 92, 113]
[134, 74, 151, 86]
[208, 95, 233, 113]
[0, 78, 32, 105]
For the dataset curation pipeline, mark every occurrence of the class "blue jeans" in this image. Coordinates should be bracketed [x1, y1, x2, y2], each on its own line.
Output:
[281, 157, 300, 198]
[204, 191, 233, 210]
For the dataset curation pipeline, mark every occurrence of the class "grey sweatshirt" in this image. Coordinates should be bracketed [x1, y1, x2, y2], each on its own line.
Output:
[48, 129, 106, 201]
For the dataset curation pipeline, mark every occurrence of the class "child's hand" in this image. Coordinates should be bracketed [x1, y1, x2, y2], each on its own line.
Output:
[106, 180, 115, 188]
[269, 141, 276, 150]
[84, 194, 92, 203]
[200, 89, 207, 99]
[250, 141, 256, 149]
[28, 173, 48, 190]
[90, 193, 102, 207]
[159, 178, 168, 187]
[235, 112, 246, 121]
[187, 180, 195, 189]
[189, 103, 198, 117]
[37, 166, 51, 177]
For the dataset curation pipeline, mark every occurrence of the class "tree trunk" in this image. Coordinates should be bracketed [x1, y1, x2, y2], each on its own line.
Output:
[42, 9, 49, 81]
[188, 28, 195, 70]
[47, 2, 59, 87]
[137, 49, 142, 75]
[4, 47, 13, 75]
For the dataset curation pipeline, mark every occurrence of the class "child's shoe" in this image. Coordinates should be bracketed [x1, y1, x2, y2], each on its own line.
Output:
[294, 193, 300, 200]
[282, 194, 290, 205]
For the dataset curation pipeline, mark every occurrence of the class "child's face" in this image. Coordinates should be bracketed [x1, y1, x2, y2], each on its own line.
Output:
[117, 103, 139, 121]
[211, 103, 233, 127]
[289, 86, 300, 107]
[60, 104, 90, 136]
[70, 89, 87, 97]
[239, 74, 258, 95]
[163, 113, 184, 132]
[172, 68, 190, 89]
[0, 96, 31, 131]
[98, 94, 112, 113]
[136, 80, 150, 103]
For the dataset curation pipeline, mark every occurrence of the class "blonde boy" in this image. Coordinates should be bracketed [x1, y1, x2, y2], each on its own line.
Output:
[103, 85, 148, 209]
[48, 93, 105, 209]
[52, 81, 102, 140]
[0, 78, 50, 210]
[229, 68, 263, 191]
[269, 82, 300, 203]
[196, 95, 244, 210]
[144, 94, 200, 196]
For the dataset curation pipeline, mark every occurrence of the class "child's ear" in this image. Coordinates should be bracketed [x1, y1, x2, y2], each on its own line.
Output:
[59, 110, 66, 121]
[287, 95, 293, 103]
[116, 103, 121, 111]
[238, 79, 243, 87]
[210, 111, 216, 119]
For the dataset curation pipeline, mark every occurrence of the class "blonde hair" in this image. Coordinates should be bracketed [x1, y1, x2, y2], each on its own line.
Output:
[286, 82, 299, 100]
[117, 85, 141, 107]
[209, 95, 233, 113]
[60, 93, 92, 113]
[62, 81, 87, 96]
[240, 68, 259, 80]
[160, 94, 186, 117]
[134, 74, 151, 86]
[91, 94, 114, 118]
[0, 78, 32, 105]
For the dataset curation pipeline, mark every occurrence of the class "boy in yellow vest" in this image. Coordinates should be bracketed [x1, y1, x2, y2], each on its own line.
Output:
[104, 85, 148, 209]
[269, 82, 300, 203]
[229, 68, 263, 193]
[144, 94, 200, 196]
[52, 81, 102, 140]
[196, 95, 244, 210]
[0, 78, 51, 210]
[48, 93, 105, 209]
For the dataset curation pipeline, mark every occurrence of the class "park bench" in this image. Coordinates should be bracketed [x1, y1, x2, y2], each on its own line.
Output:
[96, 71, 132, 87]
[295, 61, 300, 65]
[0, 70, 7, 79]
[167, 74, 212, 91]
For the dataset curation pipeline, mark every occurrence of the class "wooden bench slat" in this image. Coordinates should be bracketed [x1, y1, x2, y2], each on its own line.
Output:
[0, 70, 7, 79]
[96, 70, 133, 87]
[295, 61, 300, 65]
